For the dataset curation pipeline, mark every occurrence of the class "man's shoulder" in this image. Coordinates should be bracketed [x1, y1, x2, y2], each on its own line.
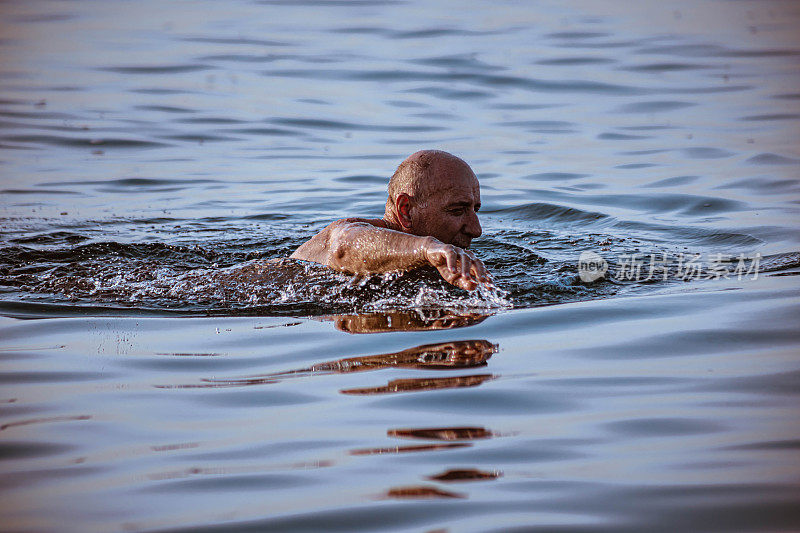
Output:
[333, 217, 389, 228]
[290, 217, 389, 263]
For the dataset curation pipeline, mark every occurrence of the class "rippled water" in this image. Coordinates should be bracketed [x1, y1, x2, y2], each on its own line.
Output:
[1, 0, 799, 531]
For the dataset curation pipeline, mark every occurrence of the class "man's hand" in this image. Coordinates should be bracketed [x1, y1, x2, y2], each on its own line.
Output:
[423, 237, 492, 291]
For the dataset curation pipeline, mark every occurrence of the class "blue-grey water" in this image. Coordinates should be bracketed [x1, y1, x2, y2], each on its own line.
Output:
[1, 0, 799, 531]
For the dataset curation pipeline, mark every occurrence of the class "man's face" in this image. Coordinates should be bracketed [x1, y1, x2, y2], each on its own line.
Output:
[412, 162, 482, 249]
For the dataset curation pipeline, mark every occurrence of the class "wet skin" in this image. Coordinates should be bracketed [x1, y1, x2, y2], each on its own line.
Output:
[290, 150, 492, 291]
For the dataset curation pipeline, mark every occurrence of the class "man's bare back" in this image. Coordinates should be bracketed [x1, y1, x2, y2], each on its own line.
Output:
[290, 150, 492, 291]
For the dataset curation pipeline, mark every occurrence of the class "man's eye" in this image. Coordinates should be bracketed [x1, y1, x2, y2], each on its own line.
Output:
[450, 209, 465, 216]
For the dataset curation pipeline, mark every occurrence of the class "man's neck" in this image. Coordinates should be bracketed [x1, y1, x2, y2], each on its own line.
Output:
[381, 211, 406, 233]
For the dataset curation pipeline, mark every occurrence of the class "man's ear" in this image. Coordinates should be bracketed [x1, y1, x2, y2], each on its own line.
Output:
[396, 194, 413, 229]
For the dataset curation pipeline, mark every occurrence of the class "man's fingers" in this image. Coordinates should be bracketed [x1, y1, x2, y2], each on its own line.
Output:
[459, 250, 471, 280]
[443, 247, 458, 276]
[470, 259, 486, 282]
[428, 243, 493, 291]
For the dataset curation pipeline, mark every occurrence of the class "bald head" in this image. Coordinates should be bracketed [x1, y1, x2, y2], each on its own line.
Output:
[386, 150, 475, 209]
[384, 150, 482, 248]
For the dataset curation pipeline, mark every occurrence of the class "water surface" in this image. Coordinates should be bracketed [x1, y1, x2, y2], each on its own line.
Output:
[1, 0, 799, 531]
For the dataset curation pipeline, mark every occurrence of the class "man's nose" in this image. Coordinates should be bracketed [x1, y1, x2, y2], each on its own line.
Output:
[464, 210, 482, 238]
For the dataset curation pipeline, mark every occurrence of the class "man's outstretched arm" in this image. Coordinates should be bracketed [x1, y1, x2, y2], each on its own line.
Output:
[290, 219, 491, 291]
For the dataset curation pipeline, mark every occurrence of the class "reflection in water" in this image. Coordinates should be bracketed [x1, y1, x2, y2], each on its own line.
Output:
[366, 427, 500, 499]
[350, 442, 470, 456]
[340, 374, 495, 395]
[427, 468, 502, 483]
[388, 427, 495, 441]
[161, 340, 498, 389]
[383, 485, 466, 500]
[296, 339, 496, 372]
[328, 309, 490, 333]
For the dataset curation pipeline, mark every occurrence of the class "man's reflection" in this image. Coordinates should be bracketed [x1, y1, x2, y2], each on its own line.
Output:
[265, 339, 497, 377]
[160, 339, 497, 390]
[325, 309, 490, 334]
[340, 374, 494, 395]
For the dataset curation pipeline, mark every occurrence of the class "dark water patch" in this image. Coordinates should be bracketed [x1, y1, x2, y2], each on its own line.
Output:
[488, 103, 562, 110]
[0, 370, 109, 384]
[404, 86, 494, 100]
[746, 153, 800, 165]
[148, 473, 316, 493]
[497, 120, 576, 133]
[9, 231, 89, 245]
[0, 134, 169, 149]
[410, 54, 504, 71]
[333, 174, 385, 184]
[134, 105, 195, 114]
[159, 133, 239, 143]
[680, 147, 735, 159]
[642, 175, 699, 188]
[101, 65, 213, 74]
[598, 132, 650, 140]
[271, 117, 446, 132]
[668, 84, 752, 95]
[615, 163, 658, 169]
[605, 417, 724, 437]
[227, 127, 299, 136]
[198, 53, 294, 63]
[174, 117, 245, 125]
[0, 98, 29, 106]
[0, 109, 76, 120]
[546, 31, 610, 40]
[772, 92, 800, 100]
[484, 202, 608, 224]
[330, 26, 388, 35]
[9, 13, 75, 23]
[0, 441, 74, 461]
[0, 414, 91, 432]
[0, 142, 36, 150]
[740, 113, 800, 121]
[0, 189, 81, 195]
[621, 62, 712, 72]
[725, 439, 800, 451]
[709, 369, 800, 396]
[635, 43, 752, 58]
[715, 176, 800, 194]
[615, 100, 696, 113]
[619, 125, 677, 131]
[241, 213, 292, 221]
[522, 172, 588, 181]
[536, 57, 615, 66]
[179, 36, 289, 47]
[552, 39, 646, 50]
[130, 88, 197, 95]
[722, 48, 800, 58]
[392, 27, 499, 39]
[41, 177, 220, 188]
[267, 68, 646, 95]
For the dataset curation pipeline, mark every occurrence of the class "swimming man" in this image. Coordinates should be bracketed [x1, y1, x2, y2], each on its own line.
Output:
[290, 150, 491, 291]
